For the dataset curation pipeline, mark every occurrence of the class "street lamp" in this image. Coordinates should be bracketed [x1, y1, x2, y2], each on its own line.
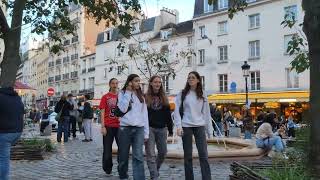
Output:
[241, 61, 250, 106]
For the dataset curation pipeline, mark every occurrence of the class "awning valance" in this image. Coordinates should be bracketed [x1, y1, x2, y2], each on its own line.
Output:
[208, 91, 309, 104]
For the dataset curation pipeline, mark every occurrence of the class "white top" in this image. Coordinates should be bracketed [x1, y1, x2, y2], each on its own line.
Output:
[174, 90, 213, 137]
[117, 90, 149, 139]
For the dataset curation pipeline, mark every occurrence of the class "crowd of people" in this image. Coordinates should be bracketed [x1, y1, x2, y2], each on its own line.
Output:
[0, 71, 300, 180]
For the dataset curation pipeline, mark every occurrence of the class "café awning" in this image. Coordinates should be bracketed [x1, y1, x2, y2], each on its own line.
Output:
[208, 91, 309, 104]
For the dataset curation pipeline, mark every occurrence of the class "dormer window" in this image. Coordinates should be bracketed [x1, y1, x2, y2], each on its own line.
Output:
[104, 30, 112, 42]
[131, 22, 140, 34]
[161, 29, 172, 41]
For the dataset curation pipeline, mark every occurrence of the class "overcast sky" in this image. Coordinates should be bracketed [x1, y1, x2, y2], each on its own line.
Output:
[140, 0, 195, 22]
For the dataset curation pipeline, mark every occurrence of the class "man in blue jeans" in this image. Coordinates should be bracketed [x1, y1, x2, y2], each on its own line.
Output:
[0, 87, 24, 180]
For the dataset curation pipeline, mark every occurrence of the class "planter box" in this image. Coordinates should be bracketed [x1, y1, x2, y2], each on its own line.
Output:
[10, 140, 47, 160]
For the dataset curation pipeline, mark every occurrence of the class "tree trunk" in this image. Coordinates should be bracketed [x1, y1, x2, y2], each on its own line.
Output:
[302, 0, 320, 176]
[0, 32, 21, 87]
[0, 0, 27, 87]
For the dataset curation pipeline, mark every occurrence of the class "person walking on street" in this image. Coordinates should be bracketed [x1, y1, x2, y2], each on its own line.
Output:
[117, 74, 149, 180]
[0, 87, 24, 180]
[67, 94, 78, 138]
[243, 108, 254, 139]
[211, 104, 223, 137]
[223, 107, 232, 137]
[99, 78, 120, 176]
[82, 94, 94, 142]
[145, 75, 173, 180]
[174, 71, 213, 180]
[54, 95, 74, 142]
[40, 108, 50, 135]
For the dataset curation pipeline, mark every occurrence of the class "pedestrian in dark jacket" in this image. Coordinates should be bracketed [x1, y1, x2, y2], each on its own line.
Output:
[0, 87, 24, 180]
[243, 109, 254, 139]
[40, 109, 49, 134]
[82, 94, 93, 142]
[145, 75, 173, 180]
[54, 95, 73, 142]
[210, 104, 223, 136]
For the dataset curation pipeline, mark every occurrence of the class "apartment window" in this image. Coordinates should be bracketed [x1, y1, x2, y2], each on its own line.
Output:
[201, 76, 205, 89]
[249, 14, 260, 29]
[131, 22, 140, 34]
[139, 41, 148, 50]
[199, 49, 205, 65]
[89, 77, 95, 89]
[187, 56, 192, 66]
[286, 68, 299, 88]
[199, 26, 206, 38]
[204, 0, 213, 13]
[104, 30, 112, 41]
[249, 40, 260, 59]
[63, 40, 70, 46]
[117, 66, 123, 75]
[218, 0, 228, 9]
[104, 68, 108, 78]
[250, 71, 261, 91]
[218, 21, 228, 35]
[284, 5, 298, 21]
[83, 60, 86, 70]
[89, 57, 95, 68]
[161, 30, 172, 40]
[218, 74, 228, 92]
[284, 34, 295, 54]
[82, 78, 86, 90]
[218, 46, 228, 61]
[187, 36, 193, 45]
[162, 76, 169, 93]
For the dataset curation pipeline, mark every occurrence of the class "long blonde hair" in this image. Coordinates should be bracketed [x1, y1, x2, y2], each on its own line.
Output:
[145, 75, 169, 108]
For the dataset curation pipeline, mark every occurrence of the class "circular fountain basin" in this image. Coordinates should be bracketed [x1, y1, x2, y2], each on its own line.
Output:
[111, 137, 266, 160]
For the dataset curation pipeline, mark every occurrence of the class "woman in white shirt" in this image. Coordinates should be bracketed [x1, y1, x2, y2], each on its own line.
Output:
[174, 71, 213, 180]
[117, 74, 149, 180]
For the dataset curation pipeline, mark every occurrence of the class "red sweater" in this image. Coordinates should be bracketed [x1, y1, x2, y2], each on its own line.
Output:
[99, 92, 120, 128]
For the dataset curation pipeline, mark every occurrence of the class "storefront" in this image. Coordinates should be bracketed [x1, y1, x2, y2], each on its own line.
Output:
[208, 91, 309, 122]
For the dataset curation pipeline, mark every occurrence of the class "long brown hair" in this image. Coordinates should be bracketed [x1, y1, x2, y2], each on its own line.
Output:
[109, 78, 118, 92]
[181, 71, 204, 101]
[145, 75, 169, 107]
[122, 74, 144, 103]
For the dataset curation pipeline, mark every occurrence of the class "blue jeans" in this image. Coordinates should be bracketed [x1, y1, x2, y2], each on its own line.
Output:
[118, 126, 145, 180]
[215, 122, 223, 136]
[0, 133, 22, 180]
[244, 130, 252, 139]
[256, 135, 284, 152]
[57, 116, 70, 142]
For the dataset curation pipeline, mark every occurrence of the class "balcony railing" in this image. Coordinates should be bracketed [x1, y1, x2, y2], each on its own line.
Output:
[79, 88, 94, 95]
[56, 59, 62, 65]
[88, 67, 95, 72]
[71, 90, 78, 94]
[55, 75, 61, 81]
[63, 57, 70, 64]
[70, 71, 78, 79]
[63, 73, 70, 80]
[48, 62, 55, 67]
[71, 54, 79, 61]
[48, 77, 54, 83]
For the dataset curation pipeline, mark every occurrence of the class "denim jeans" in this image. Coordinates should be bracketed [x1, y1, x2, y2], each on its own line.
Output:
[145, 127, 168, 180]
[0, 133, 22, 180]
[244, 130, 252, 139]
[69, 116, 77, 137]
[102, 127, 119, 174]
[215, 122, 223, 136]
[57, 116, 70, 142]
[182, 126, 212, 180]
[83, 119, 92, 140]
[256, 135, 284, 152]
[118, 126, 145, 180]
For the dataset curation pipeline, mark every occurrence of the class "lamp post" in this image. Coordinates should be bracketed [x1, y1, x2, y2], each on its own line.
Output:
[241, 61, 250, 106]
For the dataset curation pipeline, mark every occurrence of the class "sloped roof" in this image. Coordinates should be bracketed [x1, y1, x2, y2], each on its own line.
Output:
[153, 20, 193, 39]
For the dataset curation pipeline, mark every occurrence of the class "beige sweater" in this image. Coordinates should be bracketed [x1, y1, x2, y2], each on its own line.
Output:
[256, 123, 273, 139]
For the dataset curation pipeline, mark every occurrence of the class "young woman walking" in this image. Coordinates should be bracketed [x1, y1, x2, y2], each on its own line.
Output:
[174, 71, 213, 180]
[117, 74, 149, 180]
[99, 78, 120, 176]
[145, 75, 173, 180]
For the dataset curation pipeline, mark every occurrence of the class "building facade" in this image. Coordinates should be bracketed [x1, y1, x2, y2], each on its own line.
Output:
[48, 3, 106, 104]
[79, 53, 96, 98]
[94, 8, 181, 99]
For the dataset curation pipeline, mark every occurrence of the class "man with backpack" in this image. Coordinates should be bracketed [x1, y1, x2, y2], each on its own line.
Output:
[82, 94, 93, 142]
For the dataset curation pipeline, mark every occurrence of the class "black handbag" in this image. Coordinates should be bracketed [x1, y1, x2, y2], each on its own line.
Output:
[179, 94, 185, 119]
[114, 92, 133, 118]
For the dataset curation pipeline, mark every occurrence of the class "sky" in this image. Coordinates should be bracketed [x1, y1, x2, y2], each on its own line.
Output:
[140, 0, 195, 22]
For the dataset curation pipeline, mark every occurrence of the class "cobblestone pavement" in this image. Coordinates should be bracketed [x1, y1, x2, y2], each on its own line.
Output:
[10, 123, 232, 180]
